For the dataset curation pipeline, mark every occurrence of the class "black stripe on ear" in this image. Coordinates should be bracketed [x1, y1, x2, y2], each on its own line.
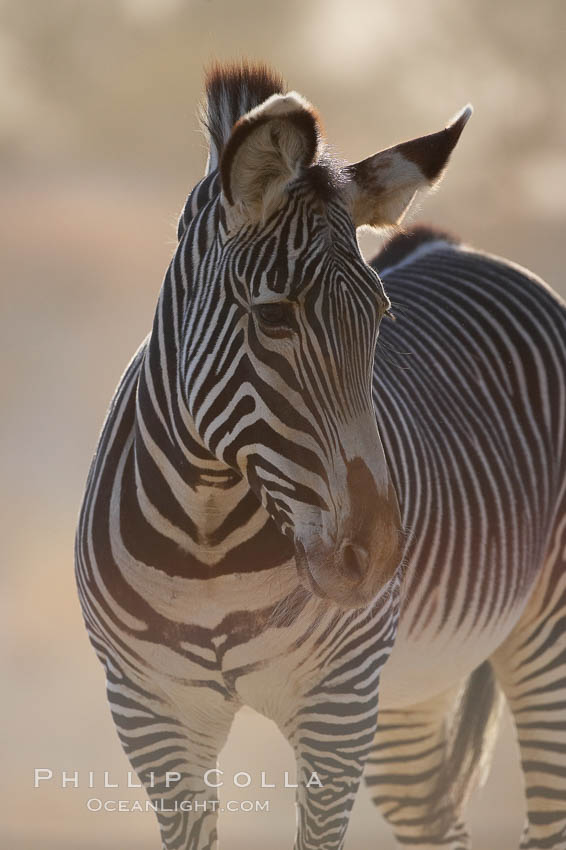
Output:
[397, 105, 473, 182]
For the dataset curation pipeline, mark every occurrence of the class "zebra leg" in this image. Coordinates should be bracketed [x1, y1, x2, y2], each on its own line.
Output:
[286, 696, 380, 850]
[492, 533, 566, 849]
[364, 687, 474, 849]
[282, 602, 400, 850]
[106, 662, 237, 850]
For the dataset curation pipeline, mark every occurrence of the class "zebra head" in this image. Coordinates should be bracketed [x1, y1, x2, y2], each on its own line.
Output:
[181, 65, 471, 608]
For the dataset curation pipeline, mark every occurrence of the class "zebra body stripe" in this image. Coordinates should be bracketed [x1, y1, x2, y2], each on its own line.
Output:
[76, 63, 566, 850]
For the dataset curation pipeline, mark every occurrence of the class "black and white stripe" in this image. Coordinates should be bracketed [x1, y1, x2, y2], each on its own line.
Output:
[76, 64, 566, 850]
[362, 236, 566, 848]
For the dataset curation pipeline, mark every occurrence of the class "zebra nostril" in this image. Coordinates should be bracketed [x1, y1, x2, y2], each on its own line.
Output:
[340, 541, 369, 583]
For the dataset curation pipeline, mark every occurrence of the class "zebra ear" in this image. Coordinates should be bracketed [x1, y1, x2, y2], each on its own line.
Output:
[345, 105, 472, 228]
[220, 93, 321, 224]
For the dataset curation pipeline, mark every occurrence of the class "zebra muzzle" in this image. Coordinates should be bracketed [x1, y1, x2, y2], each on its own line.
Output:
[294, 521, 402, 610]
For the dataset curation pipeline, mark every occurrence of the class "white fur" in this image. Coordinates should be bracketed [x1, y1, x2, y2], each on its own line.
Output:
[223, 92, 319, 228]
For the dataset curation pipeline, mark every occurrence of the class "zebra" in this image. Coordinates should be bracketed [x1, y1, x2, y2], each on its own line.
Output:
[75, 61, 566, 850]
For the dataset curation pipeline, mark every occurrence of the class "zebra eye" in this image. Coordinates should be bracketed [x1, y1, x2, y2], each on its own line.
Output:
[255, 302, 293, 329]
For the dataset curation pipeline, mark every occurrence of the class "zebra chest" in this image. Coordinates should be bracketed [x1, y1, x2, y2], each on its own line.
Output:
[116, 561, 330, 703]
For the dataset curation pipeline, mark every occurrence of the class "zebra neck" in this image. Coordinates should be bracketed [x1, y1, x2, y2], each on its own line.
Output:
[130, 308, 293, 573]
[124, 181, 296, 575]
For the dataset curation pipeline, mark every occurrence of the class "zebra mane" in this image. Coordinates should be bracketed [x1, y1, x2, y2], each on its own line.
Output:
[201, 60, 286, 173]
[372, 226, 459, 276]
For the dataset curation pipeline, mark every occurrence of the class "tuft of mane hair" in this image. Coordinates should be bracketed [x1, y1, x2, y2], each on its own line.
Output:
[201, 61, 287, 172]
[371, 225, 459, 275]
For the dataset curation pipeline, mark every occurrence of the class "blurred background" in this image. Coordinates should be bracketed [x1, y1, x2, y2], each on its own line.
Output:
[2, 0, 565, 847]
